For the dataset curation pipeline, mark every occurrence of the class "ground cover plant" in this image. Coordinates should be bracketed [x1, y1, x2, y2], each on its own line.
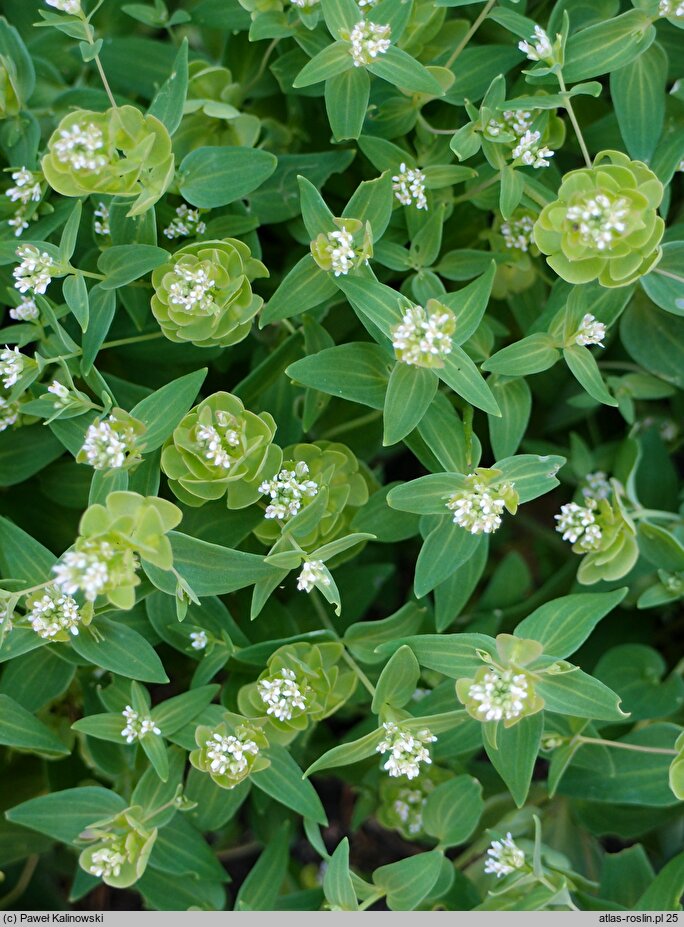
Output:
[0, 0, 683, 913]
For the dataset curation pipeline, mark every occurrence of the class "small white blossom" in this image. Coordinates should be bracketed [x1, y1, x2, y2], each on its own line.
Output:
[446, 480, 515, 535]
[205, 730, 259, 777]
[121, 705, 161, 743]
[0, 346, 25, 389]
[0, 396, 20, 432]
[190, 630, 208, 650]
[554, 498, 602, 551]
[468, 669, 529, 722]
[391, 304, 454, 367]
[582, 470, 611, 501]
[357, 0, 378, 6]
[167, 264, 216, 313]
[6, 168, 42, 205]
[28, 586, 81, 638]
[297, 560, 330, 593]
[195, 417, 240, 469]
[259, 462, 319, 520]
[13, 244, 55, 295]
[322, 227, 356, 277]
[376, 722, 436, 780]
[512, 129, 554, 168]
[93, 202, 110, 237]
[485, 833, 526, 878]
[566, 194, 629, 251]
[257, 667, 309, 721]
[392, 163, 428, 210]
[53, 123, 108, 173]
[659, 0, 684, 16]
[392, 788, 427, 835]
[9, 296, 39, 321]
[574, 313, 606, 347]
[163, 203, 207, 240]
[518, 25, 553, 63]
[53, 542, 114, 601]
[88, 846, 127, 880]
[290, 0, 319, 7]
[48, 380, 72, 408]
[347, 19, 391, 67]
[501, 214, 535, 252]
[81, 417, 136, 470]
[486, 109, 534, 140]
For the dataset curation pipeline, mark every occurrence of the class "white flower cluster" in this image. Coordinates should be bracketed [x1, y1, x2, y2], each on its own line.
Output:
[392, 163, 428, 210]
[486, 109, 534, 140]
[205, 729, 260, 777]
[446, 480, 515, 535]
[9, 296, 39, 321]
[195, 416, 241, 469]
[121, 706, 161, 743]
[376, 722, 436, 780]
[259, 462, 319, 521]
[93, 202, 110, 237]
[391, 304, 454, 366]
[322, 227, 356, 277]
[0, 346, 24, 389]
[13, 244, 55, 295]
[5, 167, 42, 237]
[53, 123, 108, 173]
[0, 397, 20, 432]
[190, 630, 208, 650]
[48, 380, 72, 408]
[392, 787, 427, 835]
[290, 0, 319, 7]
[468, 669, 529, 722]
[582, 470, 611, 500]
[659, 0, 684, 16]
[53, 541, 118, 601]
[297, 560, 330, 594]
[554, 498, 602, 551]
[518, 25, 553, 63]
[357, 0, 378, 6]
[566, 193, 629, 251]
[46, 0, 81, 12]
[484, 833, 526, 878]
[87, 845, 126, 880]
[574, 313, 606, 347]
[501, 214, 535, 252]
[168, 264, 217, 313]
[257, 667, 309, 722]
[512, 129, 554, 169]
[163, 204, 207, 240]
[81, 417, 137, 470]
[348, 19, 391, 67]
[28, 586, 81, 639]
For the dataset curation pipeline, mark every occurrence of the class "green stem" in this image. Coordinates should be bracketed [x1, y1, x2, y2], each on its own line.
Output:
[0, 855, 39, 910]
[417, 114, 459, 136]
[558, 73, 592, 168]
[100, 332, 165, 351]
[631, 508, 680, 522]
[575, 735, 677, 757]
[358, 892, 384, 911]
[445, 0, 497, 69]
[654, 268, 684, 286]
[463, 404, 474, 468]
[320, 409, 383, 440]
[523, 181, 553, 209]
[310, 590, 376, 698]
[243, 38, 279, 95]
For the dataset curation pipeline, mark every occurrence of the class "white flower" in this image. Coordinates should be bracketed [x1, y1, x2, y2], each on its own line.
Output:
[205, 730, 259, 777]
[0, 397, 20, 432]
[28, 586, 81, 638]
[93, 202, 110, 237]
[163, 203, 207, 240]
[121, 705, 161, 743]
[512, 129, 554, 168]
[297, 560, 330, 593]
[392, 163, 427, 210]
[582, 470, 611, 501]
[322, 227, 356, 277]
[391, 304, 454, 367]
[195, 416, 240, 469]
[392, 788, 427, 835]
[554, 498, 602, 551]
[257, 667, 309, 721]
[81, 417, 136, 470]
[8, 215, 29, 236]
[376, 722, 436, 780]
[190, 630, 208, 650]
[518, 25, 553, 63]
[13, 244, 55, 295]
[357, 0, 377, 6]
[0, 346, 25, 389]
[347, 19, 391, 67]
[485, 833, 526, 878]
[88, 846, 127, 880]
[259, 462, 319, 520]
[48, 380, 72, 408]
[53, 123, 108, 172]
[167, 263, 217, 313]
[446, 480, 515, 535]
[468, 669, 529, 722]
[53, 542, 113, 601]
[9, 296, 39, 321]
[486, 109, 534, 140]
[501, 214, 535, 252]
[566, 194, 629, 251]
[574, 313, 606, 347]
[659, 0, 684, 16]
[290, 0, 319, 7]
[6, 168, 42, 205]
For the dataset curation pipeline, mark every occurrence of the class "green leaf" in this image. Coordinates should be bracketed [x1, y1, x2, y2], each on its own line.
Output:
[499, 166, 524, 220]
[62, 273, 89, 332]
[422, 775, 483, 847]
[252, 745, 328, 825]
[130, 368, 207, 453]
[494, 453, 565, 503]
[415, 519, 481, 597]
[97, 244, 169, 290]
[610, 42, 667, 163]
[387, 472, 463, 516]
[563, 344, 618, 407]
[292, 41, 353, 88]
[638, 522, 684, 572]
[150, 814, 227, 881]
[0, 694, 69, 756]
[482, 333, 560, 376]
[179, 147, 278, 208]
[344, 603, 426, 664]
[438, 345, 501, 415]
[70, 618, 169, 684]
[514, 588, 627, 659]
[6, 788, 126, 844]
[637, 851, 684, 911]
[287, 343, 391, 410]
[488, 376, 531, 459]
[373, 850, 443, 911]
[325, 66, 370, 141]
[323, 839, 358, 911]
[261, 255, 338, 326]
[0, 426, 65, 488]
[148, 37, 188, 135]
[441, 263, 496, 346]
[383, 364, 437, 446]
[372, 645, 420, 713]
[303, 728, 384, 777]
[0, 516, 57, 585]
[152, 685, 219, 734]
[484, 713, 542, 808]
[562, 10, 656, 83]
[640, 243, 684, 317]
[235, 822, 291, 911]
[367, 46, 443, 95]
[81, 285, 116, 374]
[71, 713, 129, 744]
[536, 669, 628, 721]
[621, 296, 684, 388]
[375, 633, 497, 678]
[343, 171, 393, 242]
